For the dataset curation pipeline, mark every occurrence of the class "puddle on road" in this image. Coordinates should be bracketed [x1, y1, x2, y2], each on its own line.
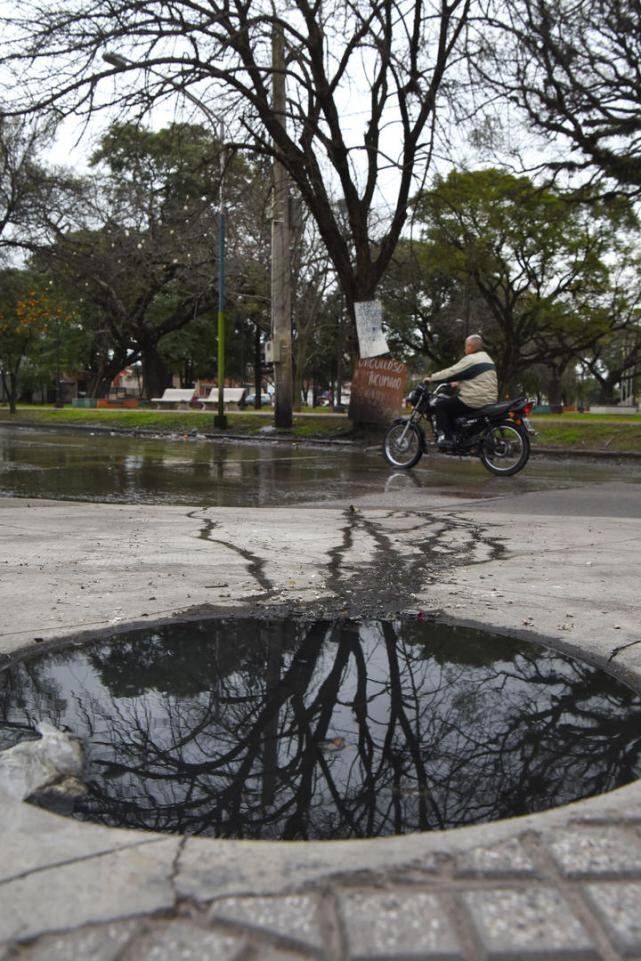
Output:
[0, 427, 365, 506]
[2, 618, 641, 840]
[2, 426, 634, 507]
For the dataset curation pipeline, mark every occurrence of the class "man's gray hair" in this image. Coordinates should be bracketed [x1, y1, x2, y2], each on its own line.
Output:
[466, 333, 483, 350]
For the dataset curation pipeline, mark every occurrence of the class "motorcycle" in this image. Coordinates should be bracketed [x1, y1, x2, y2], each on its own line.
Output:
[383, 383, 535, 476]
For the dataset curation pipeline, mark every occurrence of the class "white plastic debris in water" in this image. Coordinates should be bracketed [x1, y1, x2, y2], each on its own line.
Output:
[0, 720, 84, 801]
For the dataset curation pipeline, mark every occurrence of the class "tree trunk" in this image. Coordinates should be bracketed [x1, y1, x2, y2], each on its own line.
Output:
[86, 349, 131, 399]
[87, 373, 114, 399]
[547, 370, 563, 409]
[598, 377, 618, 405]
[1, 371, 18, 414]
[141, 345, 172, 400]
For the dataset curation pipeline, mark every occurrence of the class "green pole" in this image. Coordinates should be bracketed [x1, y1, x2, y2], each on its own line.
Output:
[214, 190, 227, 429]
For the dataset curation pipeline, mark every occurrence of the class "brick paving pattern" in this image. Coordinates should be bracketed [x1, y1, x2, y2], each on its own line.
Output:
[2, 822, 641, 960]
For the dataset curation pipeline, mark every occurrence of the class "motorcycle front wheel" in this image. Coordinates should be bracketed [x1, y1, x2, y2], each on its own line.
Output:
[480, 421, 530, 476]
[383, 420, 424, 469]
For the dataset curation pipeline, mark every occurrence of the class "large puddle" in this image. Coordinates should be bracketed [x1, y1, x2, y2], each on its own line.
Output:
[0, 427, 367, 506]
[2, 618, 641, 840]
[1, 426, 632, 506]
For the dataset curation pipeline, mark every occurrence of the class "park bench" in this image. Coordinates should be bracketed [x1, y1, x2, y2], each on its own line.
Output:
[151, 388, 197, 409]
[200, 387, 246, 409]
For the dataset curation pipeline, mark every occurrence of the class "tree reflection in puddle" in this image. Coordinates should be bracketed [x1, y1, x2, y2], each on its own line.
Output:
[2, 618, 641, 840]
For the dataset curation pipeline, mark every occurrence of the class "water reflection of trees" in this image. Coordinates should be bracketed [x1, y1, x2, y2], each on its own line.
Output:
[2, 620, 641, 840]
[0, 657, 66, 748]
[0, 432, 357, 506]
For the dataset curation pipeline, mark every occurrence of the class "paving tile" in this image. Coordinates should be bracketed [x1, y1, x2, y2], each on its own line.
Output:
[13, 920, 139, 961]
[584, 882, 641, 956]
[462, 887, 596, 959]
[136, 920, 244, 961]
[209, 895, 324, 951]
[547, 826, 641, 878]
[454, 837, 537, 877]
[337, 889, 464, 960]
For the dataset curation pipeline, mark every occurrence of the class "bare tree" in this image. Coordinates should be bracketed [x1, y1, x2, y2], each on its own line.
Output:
[0, 115, 69, 261]
[1, 0, 475, 316]
[473, 0, 641, 193]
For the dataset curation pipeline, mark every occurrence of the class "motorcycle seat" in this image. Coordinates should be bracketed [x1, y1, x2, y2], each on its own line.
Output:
[462, 400, 515, 418]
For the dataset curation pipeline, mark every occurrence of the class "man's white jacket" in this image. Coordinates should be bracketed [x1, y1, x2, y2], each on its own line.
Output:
[430, 350, 498, 408]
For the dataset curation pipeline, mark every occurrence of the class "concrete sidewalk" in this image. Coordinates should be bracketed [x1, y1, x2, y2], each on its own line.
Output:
[1, 484, 641, 960]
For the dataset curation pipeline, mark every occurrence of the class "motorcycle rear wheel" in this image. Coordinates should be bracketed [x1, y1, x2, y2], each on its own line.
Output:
[383, 420, 424, 469]
[480, 421, 530, 476]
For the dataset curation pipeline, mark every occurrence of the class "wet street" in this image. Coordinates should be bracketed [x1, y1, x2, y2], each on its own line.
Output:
[1, 425, 639, 508]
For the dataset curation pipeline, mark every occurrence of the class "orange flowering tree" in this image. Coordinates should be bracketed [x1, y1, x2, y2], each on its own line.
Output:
[0, 273, 64, 413]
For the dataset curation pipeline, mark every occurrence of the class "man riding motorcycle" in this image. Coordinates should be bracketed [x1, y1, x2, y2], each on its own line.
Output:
[424, 333, 498, 450]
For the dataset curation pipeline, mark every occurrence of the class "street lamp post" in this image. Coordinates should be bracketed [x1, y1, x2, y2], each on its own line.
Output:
[103, 51, 228, 428]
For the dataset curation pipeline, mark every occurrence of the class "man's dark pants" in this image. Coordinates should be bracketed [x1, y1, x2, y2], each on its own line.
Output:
[433, 395, 476, 439]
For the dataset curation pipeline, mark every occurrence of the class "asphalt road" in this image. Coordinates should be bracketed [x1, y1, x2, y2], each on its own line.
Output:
[1, 424, 640, 512]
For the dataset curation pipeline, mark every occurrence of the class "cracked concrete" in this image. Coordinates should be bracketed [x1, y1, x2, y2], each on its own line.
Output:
[1, 473, 641, 959]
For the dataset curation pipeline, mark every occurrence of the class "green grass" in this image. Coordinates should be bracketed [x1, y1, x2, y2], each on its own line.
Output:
[0, 405, 353, 441]
[531, 415, 641, 452]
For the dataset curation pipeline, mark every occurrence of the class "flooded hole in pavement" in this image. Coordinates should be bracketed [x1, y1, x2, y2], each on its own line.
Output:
[2, 617, 641, 841]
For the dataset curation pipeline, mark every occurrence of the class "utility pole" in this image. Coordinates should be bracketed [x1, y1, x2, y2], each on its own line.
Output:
[271, 21, 293, 429]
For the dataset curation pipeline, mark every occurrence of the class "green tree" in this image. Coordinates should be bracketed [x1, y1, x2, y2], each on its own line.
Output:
[412, 168, 638, 393]
[578, 315, 641, 406]
[0, 270, 73, 412]
[37, 122, 265, 398]
[378, 237, 484, 374]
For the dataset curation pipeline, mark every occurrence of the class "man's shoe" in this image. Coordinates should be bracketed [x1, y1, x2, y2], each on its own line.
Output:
[436, 434, 455, 451]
